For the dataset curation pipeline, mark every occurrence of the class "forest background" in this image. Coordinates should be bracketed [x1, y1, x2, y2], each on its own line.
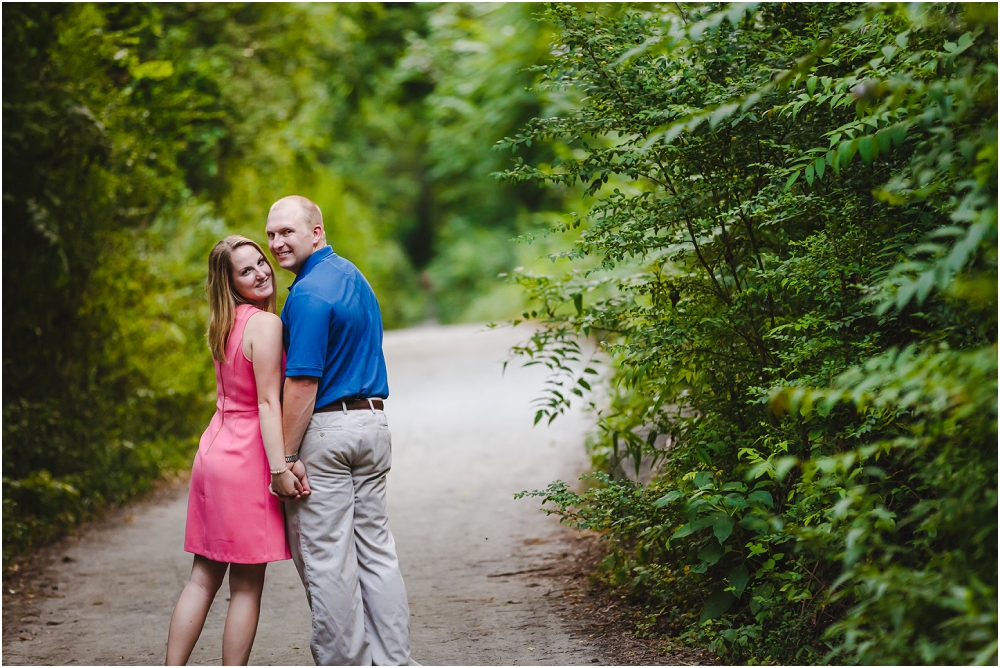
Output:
[3, 3, 997, 666]
[4, 1, 571, 553]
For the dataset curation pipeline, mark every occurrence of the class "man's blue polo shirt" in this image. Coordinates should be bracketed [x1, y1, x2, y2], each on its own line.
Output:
[281, 245, 389, 406]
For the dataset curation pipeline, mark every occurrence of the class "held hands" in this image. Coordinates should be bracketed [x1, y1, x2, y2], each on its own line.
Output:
[268, 460, 311, 500]
[290, 459, 311, 496]
[269, 469, 301, 499]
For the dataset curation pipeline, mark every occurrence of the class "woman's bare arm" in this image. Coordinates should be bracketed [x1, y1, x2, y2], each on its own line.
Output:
[244, 311, 302, 498]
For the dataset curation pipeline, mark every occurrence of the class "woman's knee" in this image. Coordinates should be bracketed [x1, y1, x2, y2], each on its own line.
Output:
[189, 555, 227, 594]
[229, 563, 266, 595]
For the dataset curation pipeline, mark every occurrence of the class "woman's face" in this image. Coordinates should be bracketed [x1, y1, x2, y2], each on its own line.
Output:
[229, 245, 274, 304]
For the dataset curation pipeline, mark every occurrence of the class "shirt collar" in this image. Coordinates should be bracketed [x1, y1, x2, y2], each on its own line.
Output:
[289, 245, 334, 290]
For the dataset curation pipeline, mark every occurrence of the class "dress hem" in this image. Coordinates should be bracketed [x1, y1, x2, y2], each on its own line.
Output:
[184, 548, 292, 565]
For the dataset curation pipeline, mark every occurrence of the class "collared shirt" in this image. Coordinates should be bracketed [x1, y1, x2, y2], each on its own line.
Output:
[281, 245, 389, 406]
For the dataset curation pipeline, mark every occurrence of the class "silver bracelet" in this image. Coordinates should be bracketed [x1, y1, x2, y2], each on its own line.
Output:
[285, 452, 299, 463]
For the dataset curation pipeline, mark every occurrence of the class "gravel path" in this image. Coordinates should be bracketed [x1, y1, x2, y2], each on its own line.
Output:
[2, 324, 601, 666]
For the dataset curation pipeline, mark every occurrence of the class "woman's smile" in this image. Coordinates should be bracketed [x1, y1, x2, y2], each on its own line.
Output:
[230, 245, 275, 304]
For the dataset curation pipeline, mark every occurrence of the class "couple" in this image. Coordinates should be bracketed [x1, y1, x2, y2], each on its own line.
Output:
[165, 196, 415, 666]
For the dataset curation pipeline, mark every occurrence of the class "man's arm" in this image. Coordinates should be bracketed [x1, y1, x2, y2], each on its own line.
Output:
[283, 376, 319, 496]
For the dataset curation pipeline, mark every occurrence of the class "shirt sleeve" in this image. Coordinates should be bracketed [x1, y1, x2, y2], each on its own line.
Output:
[283, 291, 331, 378]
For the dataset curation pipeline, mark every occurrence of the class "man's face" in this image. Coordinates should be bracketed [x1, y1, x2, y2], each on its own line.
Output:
[266, 211, 319, 274]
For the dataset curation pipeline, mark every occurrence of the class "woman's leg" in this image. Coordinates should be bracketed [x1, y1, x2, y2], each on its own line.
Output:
[166, 555, 228, 665]
[221, 563, 267, 666]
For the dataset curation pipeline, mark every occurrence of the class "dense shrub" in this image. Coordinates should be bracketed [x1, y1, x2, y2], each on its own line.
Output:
[3, 5, 219, 560]
[505, 4, 996, 664]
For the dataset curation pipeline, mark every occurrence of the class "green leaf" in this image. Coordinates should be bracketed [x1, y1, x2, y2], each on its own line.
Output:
[728, 564, 750, 597]
[804, 164, 814, 186]
[673, 515, 714, 539]
[709, 103, 738, 128]
[739, 515, 770, 534]
[774, 457, 797, 480]
[836, 138, 857, 170]
[914, 269, 937, 304]
[814, 156, 825, 180]
[896, 279, 918, 311]
[740, 91, 762, 112]
[129, 60, 174, 80]
[858, 135, 875, 164]
[713, 513, 735, 543]
[698, 542, 725, 565]
[748, 490, 773, 507]
[663, 123, 686, 144]
[784, 170, 800, 191]
[654, 490, 685, 507]
[671, 522, 697, 539]
[875, 128, 892, 154]
[889, 122, 908, 147]
[700, 590, 736, 622]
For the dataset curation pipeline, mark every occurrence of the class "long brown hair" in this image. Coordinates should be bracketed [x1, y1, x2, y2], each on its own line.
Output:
[206, 235, 277, 362]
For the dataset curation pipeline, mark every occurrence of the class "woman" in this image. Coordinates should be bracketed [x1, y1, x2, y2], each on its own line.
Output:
[166, 235, 304, 666]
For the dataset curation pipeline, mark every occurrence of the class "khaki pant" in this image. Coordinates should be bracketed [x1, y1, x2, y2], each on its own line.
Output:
[285, 409, 413, 666]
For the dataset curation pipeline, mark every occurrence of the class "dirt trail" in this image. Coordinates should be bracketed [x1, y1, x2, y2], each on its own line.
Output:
[3, 324, 602, 666]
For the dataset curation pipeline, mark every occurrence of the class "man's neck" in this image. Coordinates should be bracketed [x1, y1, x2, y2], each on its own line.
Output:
[290, 244, 328, 276]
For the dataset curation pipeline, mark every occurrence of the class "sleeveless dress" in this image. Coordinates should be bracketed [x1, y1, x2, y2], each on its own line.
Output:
[184, 303, 292, 563]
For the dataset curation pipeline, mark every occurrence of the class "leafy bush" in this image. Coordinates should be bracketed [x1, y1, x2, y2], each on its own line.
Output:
[506, 3, 996, 664]
[3, 5, 218, 561]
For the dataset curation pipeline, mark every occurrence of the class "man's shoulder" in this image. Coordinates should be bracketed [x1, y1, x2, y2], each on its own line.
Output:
[287, 259, 345, 300]
[302, 254, 367, 288]
[324, 252, 364, 277]
[285, 280, 334, 311]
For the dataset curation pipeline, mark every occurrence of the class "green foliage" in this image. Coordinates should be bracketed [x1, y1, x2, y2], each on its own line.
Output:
[505, 3, 996, 664]
[3, 4, 221, 560]
[377, 2, 572, 322]
[1, 3, 563, 560]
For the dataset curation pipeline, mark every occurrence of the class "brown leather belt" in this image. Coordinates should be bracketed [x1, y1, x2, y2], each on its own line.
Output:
[314, 398, 384, 414]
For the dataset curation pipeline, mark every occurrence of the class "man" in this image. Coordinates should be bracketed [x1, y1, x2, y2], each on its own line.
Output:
[265, 195, 414, 666]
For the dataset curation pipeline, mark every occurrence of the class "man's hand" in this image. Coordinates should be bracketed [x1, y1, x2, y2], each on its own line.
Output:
[270, 469, 303, 499]
[289, 460, 311, 497]
[280, 376, 316, 501]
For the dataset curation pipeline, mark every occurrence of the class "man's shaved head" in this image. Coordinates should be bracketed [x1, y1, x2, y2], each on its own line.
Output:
[265, 195, 327, 274]
[268, 195, 324, 232]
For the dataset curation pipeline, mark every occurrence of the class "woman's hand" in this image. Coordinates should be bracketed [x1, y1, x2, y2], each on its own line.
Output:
[269, 469, 303, 499]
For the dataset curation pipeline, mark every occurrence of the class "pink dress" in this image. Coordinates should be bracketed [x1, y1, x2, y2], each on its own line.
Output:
[184, 304, 291, 563]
